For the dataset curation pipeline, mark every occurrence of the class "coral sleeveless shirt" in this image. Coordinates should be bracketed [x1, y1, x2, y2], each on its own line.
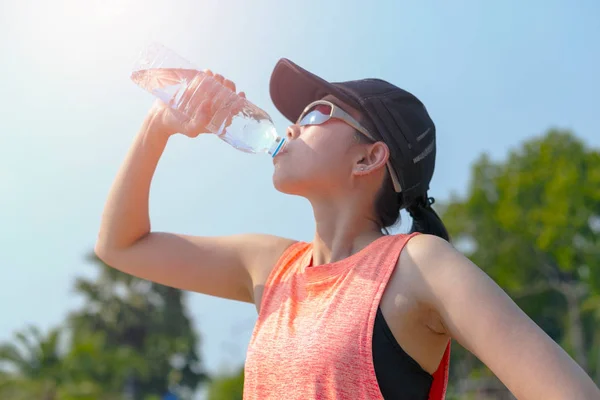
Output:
[244, 233, 450, 399]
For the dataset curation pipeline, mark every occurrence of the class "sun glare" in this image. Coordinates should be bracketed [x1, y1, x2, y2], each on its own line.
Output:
[92, 0, 129, 20]
[14, 0, 159, 79]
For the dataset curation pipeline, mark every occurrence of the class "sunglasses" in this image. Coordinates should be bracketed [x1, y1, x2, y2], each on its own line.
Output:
[297, 100, 402, 193]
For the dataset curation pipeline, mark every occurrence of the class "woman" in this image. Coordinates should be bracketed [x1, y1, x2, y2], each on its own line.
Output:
[95, 58, 600, 399]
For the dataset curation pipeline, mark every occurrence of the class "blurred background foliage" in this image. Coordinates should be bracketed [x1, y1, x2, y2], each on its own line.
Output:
[1, 129, 598, 399]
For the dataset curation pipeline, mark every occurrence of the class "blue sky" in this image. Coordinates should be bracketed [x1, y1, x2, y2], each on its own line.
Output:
[1, 0, 599, 384]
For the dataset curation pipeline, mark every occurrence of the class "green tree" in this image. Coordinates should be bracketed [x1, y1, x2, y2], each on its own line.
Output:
[0, 325, 63, 399]
[442, 129, 600, 392]
[68, 253, 207, 399]
[0, 326, 122, 399]
[206, 367, 244, 400]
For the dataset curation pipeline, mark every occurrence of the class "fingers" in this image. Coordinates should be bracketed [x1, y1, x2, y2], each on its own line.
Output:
[182, 99, 211, 137]
[213, 73, 224, 84]
[177, 72, 203, 112]
[181, 70, 220, 116]
[214, 74, 236, 92]
[175, 68, 243, 138]
[222, 79, 236, 91]
[206, 69, 237, 92]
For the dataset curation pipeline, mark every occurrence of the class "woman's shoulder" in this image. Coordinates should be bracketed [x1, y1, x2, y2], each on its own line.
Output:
[275, 239, 311, 265]
[250, 236, 309, 282]
[402, 233, 456, 261]
[393, 233, 463, 296]
[396, 233, 486, 313]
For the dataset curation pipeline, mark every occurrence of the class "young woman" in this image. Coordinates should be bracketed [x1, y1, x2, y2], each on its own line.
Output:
[95, 58, 600, 399]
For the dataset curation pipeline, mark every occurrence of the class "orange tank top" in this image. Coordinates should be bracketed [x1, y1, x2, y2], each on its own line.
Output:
[244, 233, 450, 400]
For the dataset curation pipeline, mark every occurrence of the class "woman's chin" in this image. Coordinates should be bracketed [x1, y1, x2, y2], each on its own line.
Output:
[272, 176, 294, 195]
[272, 171, 303, 196]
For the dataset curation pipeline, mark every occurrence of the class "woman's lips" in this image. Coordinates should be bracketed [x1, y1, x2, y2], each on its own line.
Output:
[275, 146, 289, 157]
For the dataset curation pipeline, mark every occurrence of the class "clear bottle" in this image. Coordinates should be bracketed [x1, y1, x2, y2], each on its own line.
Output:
[130, 42, 286, 157]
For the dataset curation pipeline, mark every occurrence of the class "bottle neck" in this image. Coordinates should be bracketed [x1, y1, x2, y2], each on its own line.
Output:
[269, 136, 287, 157]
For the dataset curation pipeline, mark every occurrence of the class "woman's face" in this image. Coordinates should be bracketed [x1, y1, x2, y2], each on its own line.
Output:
[272, 96, 375, 199]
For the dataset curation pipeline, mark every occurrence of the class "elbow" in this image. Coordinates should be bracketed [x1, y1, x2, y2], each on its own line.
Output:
[94, 232, 128, 266]
[94, 231, 150, 267]
[94, 239, 116, 266]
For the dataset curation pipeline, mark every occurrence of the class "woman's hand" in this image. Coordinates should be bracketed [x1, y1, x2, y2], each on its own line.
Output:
[145, 69, 245, 139]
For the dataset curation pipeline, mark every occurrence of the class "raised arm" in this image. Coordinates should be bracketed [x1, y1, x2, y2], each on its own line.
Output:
[95, 73, 294, 304]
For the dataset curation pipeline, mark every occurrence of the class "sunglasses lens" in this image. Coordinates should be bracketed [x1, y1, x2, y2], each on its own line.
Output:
[298, 103, 332, 126]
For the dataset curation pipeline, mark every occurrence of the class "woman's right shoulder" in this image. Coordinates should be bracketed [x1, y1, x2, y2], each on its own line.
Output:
[242, 234, 307, 308]
[245, 234, 305, 281]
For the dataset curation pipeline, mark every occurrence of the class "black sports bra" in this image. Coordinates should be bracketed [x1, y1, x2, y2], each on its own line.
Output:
[372, 307, 433, 399]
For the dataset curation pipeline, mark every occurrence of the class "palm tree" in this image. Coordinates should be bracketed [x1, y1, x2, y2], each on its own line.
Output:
[0, 325, 133, 399]
[0, 325, 63, 399]
[67, 252, 207, 399]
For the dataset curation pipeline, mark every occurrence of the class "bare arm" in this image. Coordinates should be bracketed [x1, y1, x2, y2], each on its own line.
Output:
[95, 73, 294, 303]
[404, 234, 600, 400]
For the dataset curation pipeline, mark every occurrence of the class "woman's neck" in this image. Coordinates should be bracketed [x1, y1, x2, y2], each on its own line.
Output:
[310, 198, 383, 266]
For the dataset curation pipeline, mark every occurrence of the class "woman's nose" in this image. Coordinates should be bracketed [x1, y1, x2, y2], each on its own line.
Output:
[286, 124, 300, 140]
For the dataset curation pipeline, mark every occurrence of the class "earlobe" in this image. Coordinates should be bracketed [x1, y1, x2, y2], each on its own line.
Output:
[353, 164, 369, 176]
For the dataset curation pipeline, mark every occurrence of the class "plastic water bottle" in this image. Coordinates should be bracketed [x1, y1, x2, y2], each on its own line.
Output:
[130, 42, 286, 157]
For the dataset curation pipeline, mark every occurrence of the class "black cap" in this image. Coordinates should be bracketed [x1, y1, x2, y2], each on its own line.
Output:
[269, 58, 436, 208]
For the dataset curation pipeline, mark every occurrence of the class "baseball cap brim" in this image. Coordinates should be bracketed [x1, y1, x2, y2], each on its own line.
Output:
[270, 58, 361, 123]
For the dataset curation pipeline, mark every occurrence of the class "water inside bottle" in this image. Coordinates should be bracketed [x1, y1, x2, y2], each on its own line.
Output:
[217, 112, 279, 154]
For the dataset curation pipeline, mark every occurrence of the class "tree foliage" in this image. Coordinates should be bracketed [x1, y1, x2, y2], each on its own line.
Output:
[206, 368, 244, 400]
[0, 254, 207, 399]
[442, 129, 600, 396]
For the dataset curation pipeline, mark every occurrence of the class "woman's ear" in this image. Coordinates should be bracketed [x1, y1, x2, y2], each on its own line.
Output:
[354, 142, 389, 175]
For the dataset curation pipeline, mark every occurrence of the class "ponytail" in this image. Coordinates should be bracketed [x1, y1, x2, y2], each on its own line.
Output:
[406, 196, 450, 241]
[373, 172, 450, 241]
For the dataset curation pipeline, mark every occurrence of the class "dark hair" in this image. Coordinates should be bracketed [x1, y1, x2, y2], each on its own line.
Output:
[374, 171, 450, 241]
[353, 122, 450, 242]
